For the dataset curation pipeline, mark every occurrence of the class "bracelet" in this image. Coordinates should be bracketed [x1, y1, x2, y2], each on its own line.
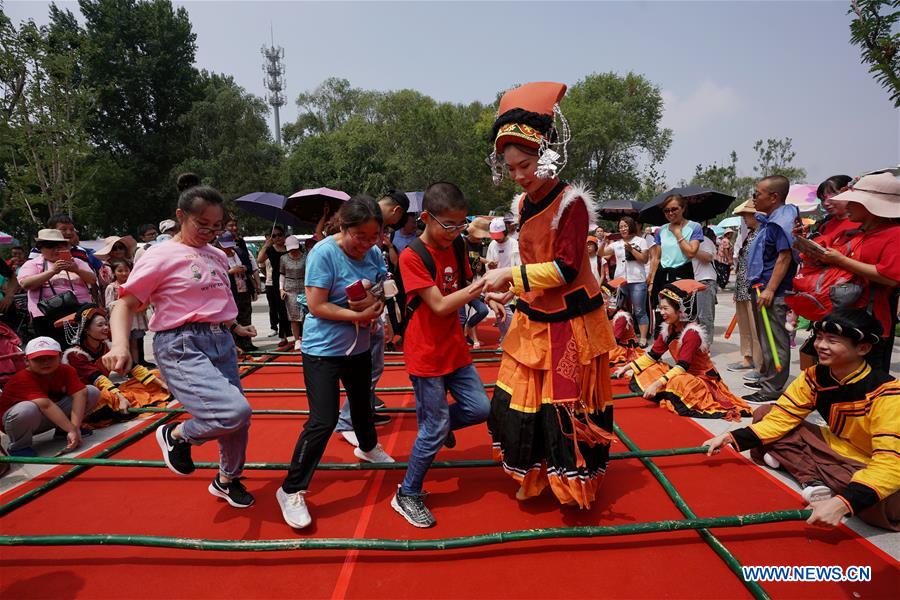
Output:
[677, 237, 685, 244]
[229, 322, 239, 332]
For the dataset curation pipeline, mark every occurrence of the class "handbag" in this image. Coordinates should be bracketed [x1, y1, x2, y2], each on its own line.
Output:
[36, 260, 81, 321]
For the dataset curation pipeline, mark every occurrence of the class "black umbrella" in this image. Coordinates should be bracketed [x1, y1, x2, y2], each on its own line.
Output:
[234, 192, 303, 227]
[639, 186, 736, 226]
[597, 199, 646, 220]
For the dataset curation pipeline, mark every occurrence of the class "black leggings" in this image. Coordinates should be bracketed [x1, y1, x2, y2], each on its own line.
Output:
[281, 351, 378, 492]
[265, 285, 290, 338]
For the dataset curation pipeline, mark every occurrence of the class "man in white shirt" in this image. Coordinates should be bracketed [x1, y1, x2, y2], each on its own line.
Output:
[485, 218, 520, 343]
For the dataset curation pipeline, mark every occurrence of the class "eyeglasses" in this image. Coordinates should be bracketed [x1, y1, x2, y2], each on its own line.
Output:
[752, 190, 771, 200]
[427, 213, 468, 232]
[190, 218, 223, 235]
[662, 207, 681, 214]
[344, 231, 382, 246]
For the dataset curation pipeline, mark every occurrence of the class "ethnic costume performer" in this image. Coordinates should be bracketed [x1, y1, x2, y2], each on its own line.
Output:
[60, 304, 169, 419]
[602, 278, 646, 368]
[705, 309, 899, 530]
[482, 82, 617, 508]
[614, 280, 751, 421]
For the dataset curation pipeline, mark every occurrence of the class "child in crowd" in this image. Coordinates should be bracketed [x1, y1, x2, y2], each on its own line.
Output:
[104, 175, 258, 510]
[615, 280, 752, 421]
[602, 278, 645, 367]
[393, 182, 496, 527]
[104, 258, 149, 368]
[705, 309, 899, 531]
[1, 336, 100, 456]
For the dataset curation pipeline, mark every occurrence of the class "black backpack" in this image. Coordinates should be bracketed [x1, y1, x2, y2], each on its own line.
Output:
[405, 236, 469, 318]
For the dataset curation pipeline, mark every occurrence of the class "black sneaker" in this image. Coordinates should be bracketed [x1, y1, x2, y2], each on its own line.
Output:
[155, 423, 195, 476]
[444, 430, 457, 449]
[373, 396, 386, 410]
[742, 392, 776, 405]
[373, 413, 392, 426]
[391, 487, 436, 528]
[208, 476, 255, 508]
[744, 380, 762, 390]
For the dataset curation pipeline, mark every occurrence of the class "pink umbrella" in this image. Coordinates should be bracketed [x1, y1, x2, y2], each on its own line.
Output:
[0, 231, 14, 245]
[285, 187, 350, 225]
[786, 184, 820, 214]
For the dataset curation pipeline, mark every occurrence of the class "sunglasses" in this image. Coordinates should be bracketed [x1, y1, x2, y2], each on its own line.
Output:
[752, 190, 771, 200]
[663, 207, 681, 214]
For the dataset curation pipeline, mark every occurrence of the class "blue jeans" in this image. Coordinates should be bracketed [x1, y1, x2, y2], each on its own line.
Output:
[624, 281, 649, 326]
[458, 298, 489, 329]
[154, 323, 251, 478]
[400, 363, 490, 495]
[335, 320, 385, 432]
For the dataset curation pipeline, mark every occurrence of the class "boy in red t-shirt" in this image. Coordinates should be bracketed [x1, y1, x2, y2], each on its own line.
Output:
[392, 182, 503, 528]
[1, 337, 99, 456]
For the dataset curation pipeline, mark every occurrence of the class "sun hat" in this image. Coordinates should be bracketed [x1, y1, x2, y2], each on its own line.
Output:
[94, 235, 137, 260]
[831, 172, 900, 219]
[732, 199, 757, 215]
[586, 235, 599, 245]
[466, 216, 492, 241]
[25, 336, 61, 359]
[489, 217, 508, 240]
[285, 235, 301, 251]
[217, 232, 237, 249]
[159, 219, 177, 234]
[36, 229, 68, 244]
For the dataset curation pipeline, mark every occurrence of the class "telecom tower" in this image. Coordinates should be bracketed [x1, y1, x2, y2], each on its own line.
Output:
[261, 32, 286, 146]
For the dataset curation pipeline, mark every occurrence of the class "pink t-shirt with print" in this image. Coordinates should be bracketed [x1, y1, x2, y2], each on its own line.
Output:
[121, 240, 237, 332]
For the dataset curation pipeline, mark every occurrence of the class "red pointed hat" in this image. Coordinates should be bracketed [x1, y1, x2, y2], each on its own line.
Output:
[498, 82, 567, 117]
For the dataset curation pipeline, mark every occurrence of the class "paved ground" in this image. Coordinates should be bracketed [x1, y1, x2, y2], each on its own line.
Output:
[3, 286, 897, 556]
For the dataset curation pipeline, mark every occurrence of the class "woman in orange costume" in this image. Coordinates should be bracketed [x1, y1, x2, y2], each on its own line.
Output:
[60, 304, 170, 421]
[614, 280, 751, 421]
[602, 277, 646, 367]
[482, 82, 617, 508]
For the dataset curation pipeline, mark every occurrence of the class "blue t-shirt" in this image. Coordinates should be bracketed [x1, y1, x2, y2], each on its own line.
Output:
[654, 220, 704, 269]
[747, 204, 799, 297]
[301, 236, 386, 357]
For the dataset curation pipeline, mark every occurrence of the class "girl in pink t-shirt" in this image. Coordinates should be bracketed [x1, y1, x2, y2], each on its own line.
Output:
[103, 174, 258, 510]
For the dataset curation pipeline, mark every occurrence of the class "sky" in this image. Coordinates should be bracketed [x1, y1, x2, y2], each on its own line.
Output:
[6, 0, 899, 188]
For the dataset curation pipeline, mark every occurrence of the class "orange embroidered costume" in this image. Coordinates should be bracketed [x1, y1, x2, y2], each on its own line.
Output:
[627, 280, 751, 421]
[486, 82, 617, 508]
[602, 278, 646, 367]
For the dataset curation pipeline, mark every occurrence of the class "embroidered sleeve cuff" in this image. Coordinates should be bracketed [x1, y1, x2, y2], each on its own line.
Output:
[631, 353, 657, 374]
[510, 262, 563, 294]
[130, 365, 157, 385]
[663, 365, 686, 381]
[840, 482, 880, 515]
[94, 375, 119, 394]
[730, 427, 763, 451]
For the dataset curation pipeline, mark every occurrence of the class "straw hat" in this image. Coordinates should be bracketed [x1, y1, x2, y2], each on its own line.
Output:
[94, 235, 137, 260]
[732, 199, 757, 215]
[36, 229, 68, 244]
[832, 172, 900, 219]
[466, 216, 492, 241]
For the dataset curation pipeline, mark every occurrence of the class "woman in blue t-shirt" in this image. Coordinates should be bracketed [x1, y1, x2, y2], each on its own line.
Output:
[277, 196, 395, 530]
[648, 194, 704, 311]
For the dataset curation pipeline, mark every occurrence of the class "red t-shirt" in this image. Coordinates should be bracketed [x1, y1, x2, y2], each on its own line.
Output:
[845, 224, 900, 336]
[399, 242, 473, 378]
[0, 364, 86, 431]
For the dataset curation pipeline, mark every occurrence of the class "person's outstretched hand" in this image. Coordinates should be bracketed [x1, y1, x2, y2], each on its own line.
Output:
[806, 496, 849, 528]
[703, 433, 734, 456]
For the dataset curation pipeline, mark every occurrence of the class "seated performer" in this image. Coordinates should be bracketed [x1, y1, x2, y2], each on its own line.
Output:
[602, 277, 645, 367]
[614, 280, 751, 421]
[705, 309, 899, 530]
[61, 304, 170, 419]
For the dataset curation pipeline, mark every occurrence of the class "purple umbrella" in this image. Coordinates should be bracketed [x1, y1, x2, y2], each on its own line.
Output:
[285, 187, 350, 225]
[597, 199, 646, 220]
[234, 192, 302, 227]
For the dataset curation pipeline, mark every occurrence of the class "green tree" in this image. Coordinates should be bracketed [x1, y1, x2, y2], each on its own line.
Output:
[752, 137, 807, 182]
[0, 9, 94, 238]
[849, 0, 900, 107]
[563, 72, 672, 200]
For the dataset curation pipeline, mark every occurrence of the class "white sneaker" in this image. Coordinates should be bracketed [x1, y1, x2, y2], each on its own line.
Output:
[801, 484, 833, 504]
[340, 430, 360, 447]
[762, 453, 781, 469]
[293, 340, 302, 351]
[276, 487, 311, 529]
[354, 444, 395, 463]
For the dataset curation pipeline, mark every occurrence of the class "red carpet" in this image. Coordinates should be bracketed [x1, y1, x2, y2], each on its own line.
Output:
[1, 327, 897, 599]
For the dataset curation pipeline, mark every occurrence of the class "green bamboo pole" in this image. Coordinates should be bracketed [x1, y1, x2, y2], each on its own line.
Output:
[613, 424, 770, 600]
[0, 358, 273, 518]
[0, 446, 709, 471]
[238, 357, 502, 367]
[0, 510, 810, 552]
[754, 285, 782, 372]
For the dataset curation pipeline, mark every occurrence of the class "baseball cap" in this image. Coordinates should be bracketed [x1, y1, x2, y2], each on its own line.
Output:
[25, 336, 61, 359]
[217, 232, 237, 248]
[285, 235, 301, 251]
[489, 217, 507, 240]
[159, 219, 177, 234]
